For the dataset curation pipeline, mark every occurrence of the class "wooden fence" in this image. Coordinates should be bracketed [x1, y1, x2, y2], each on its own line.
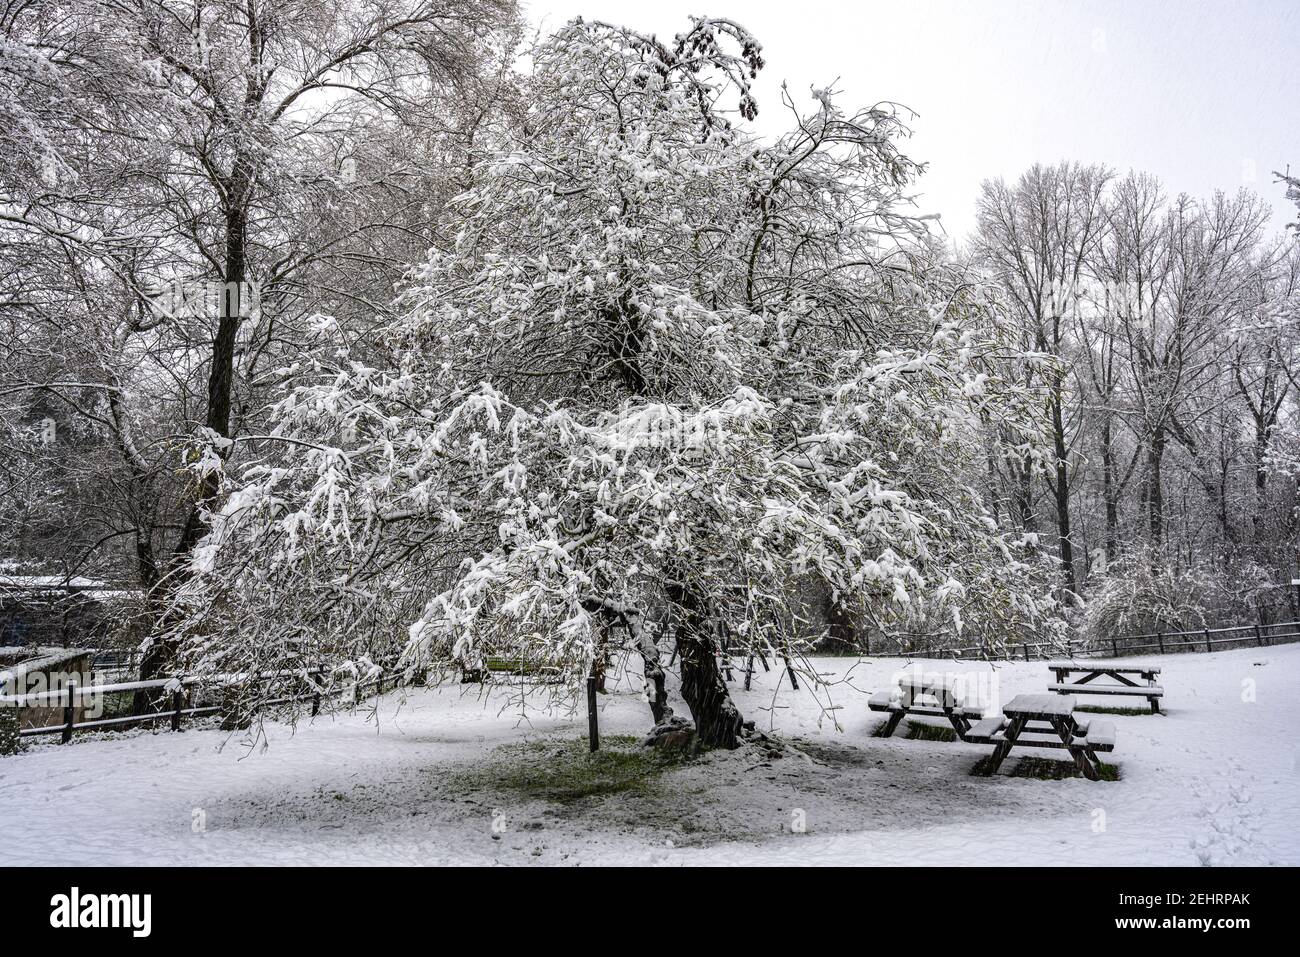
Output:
[2, 667, 406, 745]
[898, 619, 1300, 662]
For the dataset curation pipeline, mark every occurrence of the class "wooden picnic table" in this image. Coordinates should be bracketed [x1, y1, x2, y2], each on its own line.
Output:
[965, 693, 1115, 781]
[461, 656, 562, 684]
[1046, 660, 1163, 713]
[869, 673, 985, 740]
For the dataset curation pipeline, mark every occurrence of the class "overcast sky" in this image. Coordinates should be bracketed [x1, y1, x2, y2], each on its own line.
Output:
[523, 0, 1300, 241]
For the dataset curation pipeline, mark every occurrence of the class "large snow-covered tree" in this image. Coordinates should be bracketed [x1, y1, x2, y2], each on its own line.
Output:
[168, 17, 1062, 747]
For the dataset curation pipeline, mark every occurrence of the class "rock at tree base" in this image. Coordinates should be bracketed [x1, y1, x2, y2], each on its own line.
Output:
[642, 716, 698, 754]
[643, 715, 785, 759]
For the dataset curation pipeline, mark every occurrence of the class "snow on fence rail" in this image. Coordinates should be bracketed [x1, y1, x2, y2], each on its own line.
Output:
[1, 667, 406, 745]
[902, 619, 1300, 662]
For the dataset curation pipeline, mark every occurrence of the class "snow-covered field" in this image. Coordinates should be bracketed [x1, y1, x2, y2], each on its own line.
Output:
[2, 643, 1297, 866]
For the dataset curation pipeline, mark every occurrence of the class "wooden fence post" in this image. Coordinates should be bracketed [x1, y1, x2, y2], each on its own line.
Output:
[586, 676, 599, 753]
[1111, 637, 1119, 657]
[1204, 628, 1212, 653]
[1255, 622, 1265, 647]
[171, 687, 184, 732]
[0, 705, 18, 756]
[1157, 632, 1165, 654]
[1022, 643, 1030, 661]
[61, 679, 76, 744]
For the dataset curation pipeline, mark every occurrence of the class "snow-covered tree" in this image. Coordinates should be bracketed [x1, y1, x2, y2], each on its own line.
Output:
[0, 1, 521, 692]
[167, 17, 1062, 746]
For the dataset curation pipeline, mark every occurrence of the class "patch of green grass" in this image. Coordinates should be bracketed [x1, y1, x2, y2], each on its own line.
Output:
[905, 720, 958, 743]
[970, 755, 1120, 781]
[454, 733, 694, 804]
[970, 755, 1000, 777]
[1077, 704, 1156, 716]
[1008, 756, 1121, 781]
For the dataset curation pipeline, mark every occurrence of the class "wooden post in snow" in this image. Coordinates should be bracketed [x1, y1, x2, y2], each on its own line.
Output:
[586, 676, 599, 752]
[62, 679, 77, 744]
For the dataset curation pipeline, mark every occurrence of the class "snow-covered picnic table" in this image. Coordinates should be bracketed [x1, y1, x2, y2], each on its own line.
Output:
[965, 693, 1116, 781]
[868, 672, 985, 739]
[1046, 660, 1163, 713]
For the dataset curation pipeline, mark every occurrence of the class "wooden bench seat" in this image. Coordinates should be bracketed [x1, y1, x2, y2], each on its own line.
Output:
[869, 693, 983, 721]
[1082, 720, 1116, 751]
[1046, 660, 1160, 674]
[485, 656, 546, 673]
[964, 716, 1007, 743]
[1047, 683, 1163, 697]
[868, 690, 898, 712]
[463, 656, 562, 683]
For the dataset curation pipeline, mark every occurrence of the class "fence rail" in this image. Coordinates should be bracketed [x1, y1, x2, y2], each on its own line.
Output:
[3, 667, 407, 745]
[894, 619, 1300, 662]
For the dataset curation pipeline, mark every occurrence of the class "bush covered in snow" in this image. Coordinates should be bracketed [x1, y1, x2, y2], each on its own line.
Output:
[1083, 547, 1279, 640]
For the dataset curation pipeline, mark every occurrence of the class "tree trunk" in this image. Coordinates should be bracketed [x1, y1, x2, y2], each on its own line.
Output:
[824, 590, 856, 652]
[137, 186, 250, 708]
[1147, 429, 1165, 546]
[173, 199, 248, 557]
[1252, 414, 1270, 548]
[1015, 453, 1037, 537]
[676, 633, 744, 748]
[638, 627, 671, 726]
[1050, 390, 1077, 594]
[1100, 417, 1118, 561]
[667, 582, 743, 749]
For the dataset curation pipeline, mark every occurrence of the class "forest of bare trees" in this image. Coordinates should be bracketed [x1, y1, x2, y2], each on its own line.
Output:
[975, 163, 1300, 636]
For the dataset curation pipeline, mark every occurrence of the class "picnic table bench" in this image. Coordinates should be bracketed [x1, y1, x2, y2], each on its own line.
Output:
[1046, 660, 1163, 713]
[869, 673, 986, 740]
[965, 693, 1115, 781]
[462, 656, 563, 684]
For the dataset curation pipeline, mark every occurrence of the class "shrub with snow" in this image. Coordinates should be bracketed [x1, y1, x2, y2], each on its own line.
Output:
[1084, 546, 1276, 641]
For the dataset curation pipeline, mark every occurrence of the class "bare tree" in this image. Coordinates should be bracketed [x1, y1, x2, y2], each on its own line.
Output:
[975, 162, 1112, 596]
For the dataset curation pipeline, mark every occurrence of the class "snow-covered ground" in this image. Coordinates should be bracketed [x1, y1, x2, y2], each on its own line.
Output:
[1, 643, 1296, 866]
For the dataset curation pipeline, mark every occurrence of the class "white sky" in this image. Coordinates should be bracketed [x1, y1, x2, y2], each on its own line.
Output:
[523, 0, 1300, 241]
